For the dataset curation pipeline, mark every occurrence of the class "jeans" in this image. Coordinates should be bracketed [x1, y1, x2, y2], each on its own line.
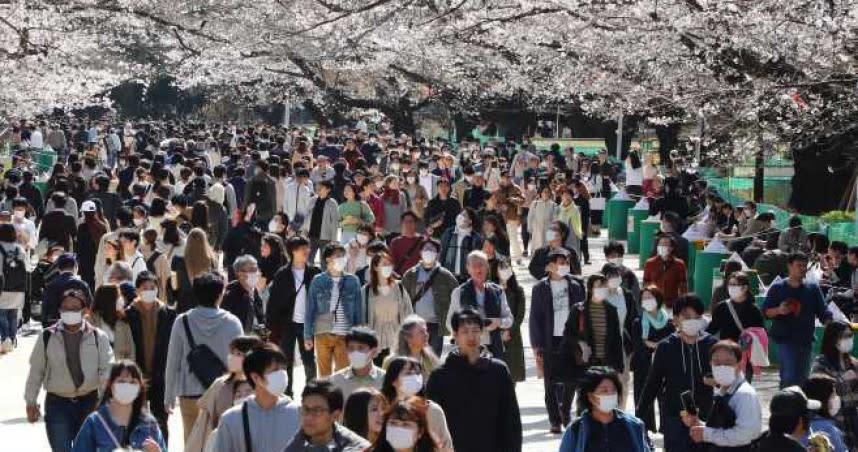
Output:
[280, 322, 317, 395]
[310, 239, 331, 266]
[44, 391, 98, 452]
[314, 333, 348, 377]
[340, 230, 356, 245]
[777, 342, 812, 389]
[0, 308, 17, 341]
[427, 322, 444, 357]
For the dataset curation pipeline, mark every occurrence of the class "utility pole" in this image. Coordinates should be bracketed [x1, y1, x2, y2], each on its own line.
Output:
[282, 101, 291, 128]
[616, 110, 623, 160]
[754, 131, 765, 203]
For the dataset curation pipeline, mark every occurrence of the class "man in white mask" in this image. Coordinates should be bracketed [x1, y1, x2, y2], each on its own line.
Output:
[214, 343, 301, 452]
[304, 243, 364, 377]
[25, 289, 113, 452]
[602, 240, 641, 303]
[682, 340, 762, 449]
[330, 327, 385, 403]
[637, 294, 717, 450]
[222, 255, 264, 334]
[401, 239, 459, 356]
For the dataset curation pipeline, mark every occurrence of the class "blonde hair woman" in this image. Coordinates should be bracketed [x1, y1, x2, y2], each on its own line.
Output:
[171, 228, 217, 313]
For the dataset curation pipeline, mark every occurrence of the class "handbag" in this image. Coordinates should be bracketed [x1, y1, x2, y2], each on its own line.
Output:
[182, 316, 226, 388]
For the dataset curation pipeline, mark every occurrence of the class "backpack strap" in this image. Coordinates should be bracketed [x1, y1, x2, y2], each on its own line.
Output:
[182, 316, 197, 349]
[42, 329, 52, 356]
[242, 401, 253, 452]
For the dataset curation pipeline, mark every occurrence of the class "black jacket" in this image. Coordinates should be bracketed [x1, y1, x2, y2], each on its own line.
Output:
[88, 191, 122, 228]
[18, 182, 44, 219]
[266, 264, 321, 328]
[562, 299, 630, 374]
[39, 210, 77, 251]
[125, 303, 176, 386]
[424, 197, 461, 239]
[42, 272, 94, 327]
[637, 332, 717, 423]
[528, 245, 582, 280]
[425, 349, 522, 452]
[221, 280, 263, 333]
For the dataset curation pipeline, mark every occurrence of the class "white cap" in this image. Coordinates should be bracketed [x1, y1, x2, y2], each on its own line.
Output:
[81, 200, 97, 213]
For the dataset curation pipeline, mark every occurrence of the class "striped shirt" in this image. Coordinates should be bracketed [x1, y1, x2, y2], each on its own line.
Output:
[330, 278, 350, 335]
[590, 301, 608, 361]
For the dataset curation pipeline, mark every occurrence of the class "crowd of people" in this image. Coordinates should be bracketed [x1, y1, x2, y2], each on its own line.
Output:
[3, 118, 858, 451]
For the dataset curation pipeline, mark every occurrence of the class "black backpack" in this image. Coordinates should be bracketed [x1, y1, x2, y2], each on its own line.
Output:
[0, 246, 28, 294]
[182, 316, 226, 388]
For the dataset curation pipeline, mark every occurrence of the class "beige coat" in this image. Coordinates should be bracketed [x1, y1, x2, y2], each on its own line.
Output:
[25, 322, 113, 405]
[89, 314, 136, 362]
[185, 375, 241, 452]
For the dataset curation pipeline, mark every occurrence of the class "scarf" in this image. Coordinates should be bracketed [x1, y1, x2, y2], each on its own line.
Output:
[641, 308, 669, 339]
[382, 187, 401, 205]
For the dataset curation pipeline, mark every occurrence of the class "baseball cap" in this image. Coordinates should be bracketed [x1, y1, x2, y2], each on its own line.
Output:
[56, 253, 78, 268]
[548, 248, 571, 260]
[770, 386, 821, 418]
[81, 200, 97, 213]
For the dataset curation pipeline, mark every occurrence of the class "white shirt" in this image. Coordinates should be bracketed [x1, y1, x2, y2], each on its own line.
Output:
[126, 252, 148, 281]
[703, 378, 762, 447]
[625, 160, 643, 186]
[292, 267, 307, 323]
[550, 280, 570, 337]
[30, 130, 43, 149]
[419, 174, 436, 199]
[12, 218, 37, 251]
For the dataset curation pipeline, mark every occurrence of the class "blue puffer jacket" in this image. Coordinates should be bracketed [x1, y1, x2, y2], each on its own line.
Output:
[72, 405, 166, 452]
[558, 410, 650, 452]
[304, 271, 364, 338]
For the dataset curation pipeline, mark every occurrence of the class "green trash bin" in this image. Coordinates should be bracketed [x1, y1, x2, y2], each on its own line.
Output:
[607, 198, 636, 240]
[694, 250, 730, 309]
[639, 219, 661, 269]
[687, 241, 704, 290]
[627, 209, 649, 254]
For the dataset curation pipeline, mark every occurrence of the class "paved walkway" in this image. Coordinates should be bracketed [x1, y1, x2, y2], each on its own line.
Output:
[0, 230, 780, 451]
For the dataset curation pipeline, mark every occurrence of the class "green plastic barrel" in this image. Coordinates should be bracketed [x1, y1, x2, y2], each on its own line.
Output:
[607, 199, 636, 240]
[687, 241, 703, 289]
[694, 251, 730, 309]
[627, 209, 649, 254]
[639, 219, 661, 269]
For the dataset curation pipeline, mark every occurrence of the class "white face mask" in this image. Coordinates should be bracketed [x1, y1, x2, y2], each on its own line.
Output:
[264, 369, 288, 396]
[838, 338, 853, 354]
[390, 163, 401, 172]
[133, 218, 146, 227]
[727, 286, 744, 300]
[546, 230, 558, 242]
[712, 365, 736, 387]
[386, 425, 417, 450]
[140, 290, 158, 303]
[555, 265, 570, 277]
[607, 278, 622, 289]
[830, 395, 842, 417]
[681, 318, 705, 336]
[608, 258, 623, 267]
[377, 265, 394, 279]
[112, 382, 141, 405]
[419, 169, 429, 177]
[227, 354, 244, 373]
[331, 256, 347, 273]
[400, 374, 424, 396]
[375, 181, 384, 190]
[592, 287, 610, 302]
[406, 176, 416, 184]
[595, 393, 618, 413]
[13, 210, 25, 219]
[246, 272, 260, 288]
[421, 250, 437, 265]
[456, 214, 469, 229]
[61, 310, 83, 326]
[498, 267, 514, 281]
[268, 220, 284, 233]
[348, 350, 371, 369]
[356, 233, 370, 246]
[657, 246, 671, 258]
[528, 184, 536, 191]
[115, 297, 125, 311]
[642, 297, 657, 312]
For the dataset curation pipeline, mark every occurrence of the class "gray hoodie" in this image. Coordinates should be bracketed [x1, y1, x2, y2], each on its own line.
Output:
[164, 306, 243, 408]
[213, 396, 300, 452]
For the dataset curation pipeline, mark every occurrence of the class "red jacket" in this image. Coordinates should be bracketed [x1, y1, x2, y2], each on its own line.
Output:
[366, 193, 385, 231]
[390, 235, 424, 275]
[643, 256, 688, 308]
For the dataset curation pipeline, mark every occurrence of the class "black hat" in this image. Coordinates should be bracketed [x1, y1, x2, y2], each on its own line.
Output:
[547, 248, 570, 260]
[770, 386, 821, 418]
[56, 253, 77, 268]
[450, 308, 491, 330]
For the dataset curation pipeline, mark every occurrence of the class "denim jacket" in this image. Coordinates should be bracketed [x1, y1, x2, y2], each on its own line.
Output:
[559, 409, 650, 452]
[72, 405, 167, 452]
[304, 272, 364, 338]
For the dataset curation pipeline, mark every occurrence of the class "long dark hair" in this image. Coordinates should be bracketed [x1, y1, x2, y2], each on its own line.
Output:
[821, 320, 855, 371]
[369, 251, 395, 295]
[191, 200, 209, 230]
[372, 397, 436, 452]
[93, 284, 120, 328]
[100, 360, 148, 446]
[342, 387, 385, 441]
[585, 274, 607, 304]
[628, 150, 642, 169]
[576, 366, 623, 415]
[381, 356, 424, 402]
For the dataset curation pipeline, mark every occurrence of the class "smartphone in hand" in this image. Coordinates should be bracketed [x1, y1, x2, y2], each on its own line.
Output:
[680, 390, 697, 416]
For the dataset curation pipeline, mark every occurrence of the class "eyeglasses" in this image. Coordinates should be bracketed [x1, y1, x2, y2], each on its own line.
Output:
[301, 406, 330, 416]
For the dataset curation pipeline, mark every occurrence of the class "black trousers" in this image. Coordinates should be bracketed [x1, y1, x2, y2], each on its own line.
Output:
[427, 322, 444, 357]
[147, 382, 169, 443]
[280, 322, 317, 395]
[520, 208, 531, 252]
[544, 339, 575, 428]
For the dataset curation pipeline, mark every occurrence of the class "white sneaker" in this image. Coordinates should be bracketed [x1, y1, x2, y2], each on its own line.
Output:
[2, 339, 12, 353]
